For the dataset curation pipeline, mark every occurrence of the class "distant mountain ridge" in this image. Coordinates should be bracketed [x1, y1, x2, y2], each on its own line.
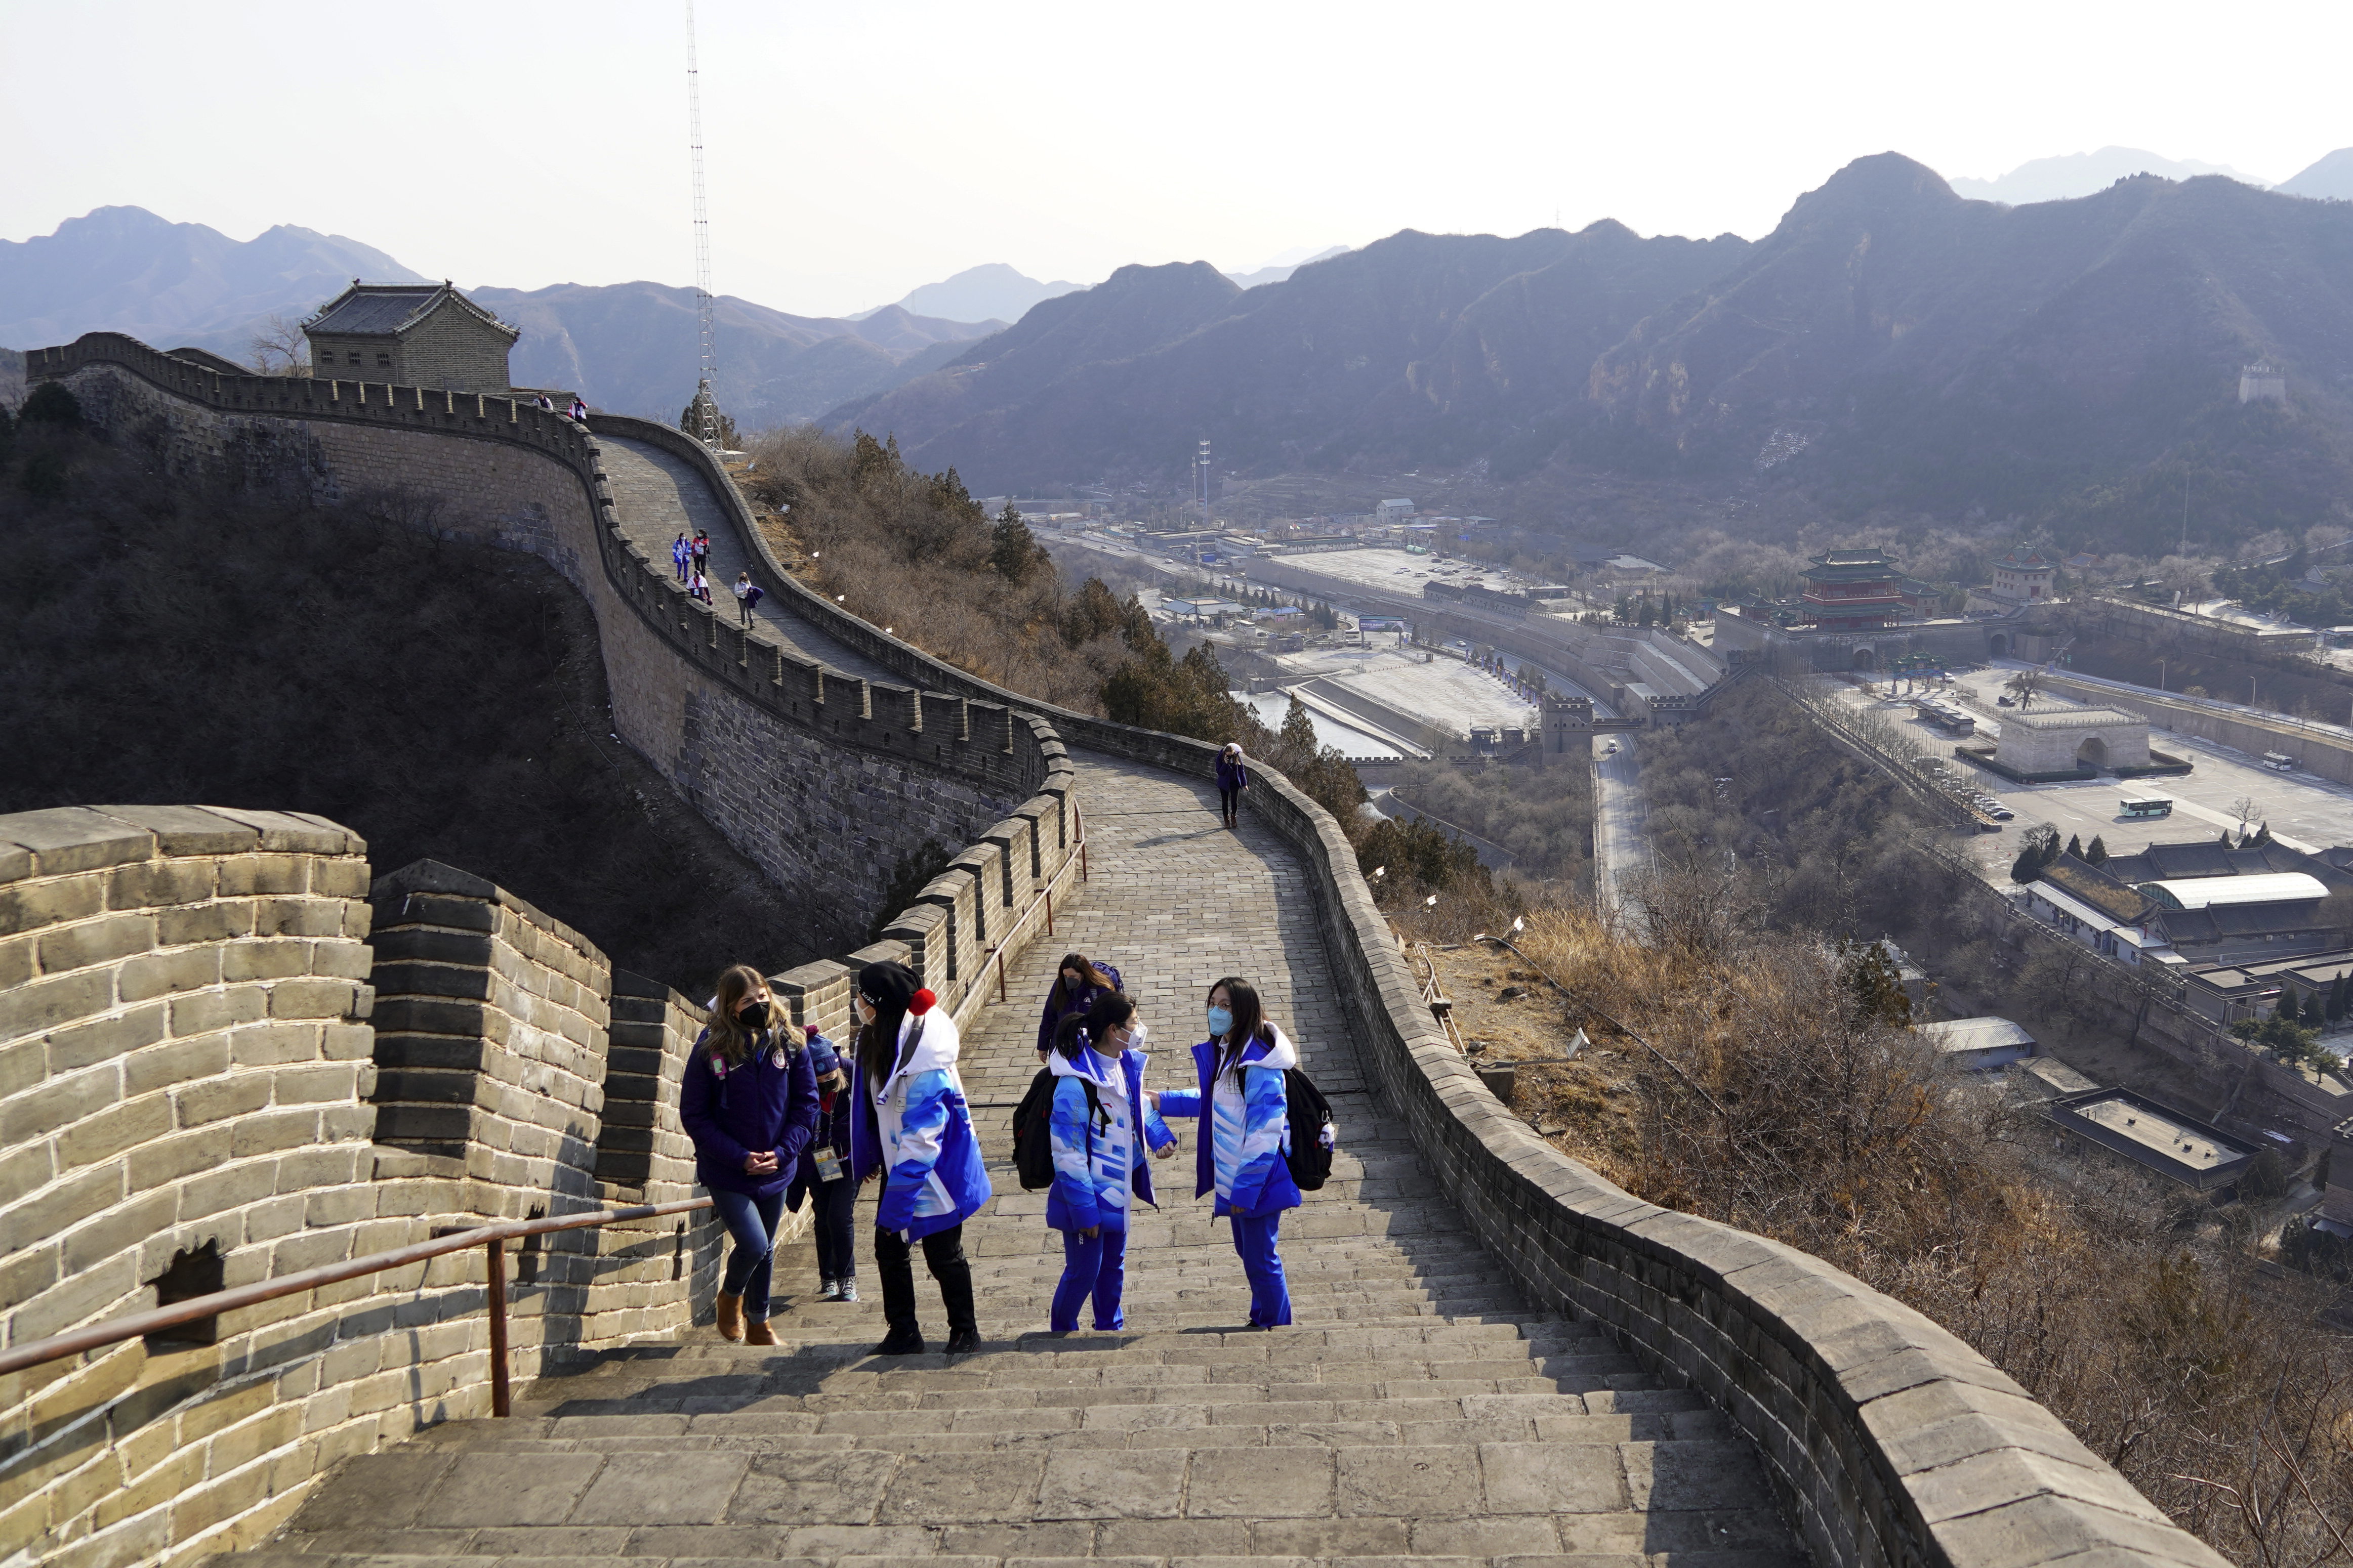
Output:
[1949, 147, 2271, 204]
[2280, 148, 2353, 200]
[0, 206, 425, 356]
[823, 154, 2353, 555]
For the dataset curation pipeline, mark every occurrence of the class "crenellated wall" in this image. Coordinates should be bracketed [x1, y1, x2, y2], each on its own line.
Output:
[26, 337, 1065, 948]
[8, 334, 2235, 1568]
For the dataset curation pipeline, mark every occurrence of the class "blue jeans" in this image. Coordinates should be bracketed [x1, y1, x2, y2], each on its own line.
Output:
[711, 1188, 787, 1322]
[1227, 1210, 1291, 1328]
[1051, 1226, 1128, 1331]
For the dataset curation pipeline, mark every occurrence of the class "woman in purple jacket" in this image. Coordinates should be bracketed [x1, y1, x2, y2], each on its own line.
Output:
[680, 964, 820, 1345]
[1036, 953, 1123, 1062]
[1216, 743, 1249, 830]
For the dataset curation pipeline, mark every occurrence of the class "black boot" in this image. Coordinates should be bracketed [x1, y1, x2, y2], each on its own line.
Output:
[874, 1228, 924, 1355]
[931, 1232, 979, 1354]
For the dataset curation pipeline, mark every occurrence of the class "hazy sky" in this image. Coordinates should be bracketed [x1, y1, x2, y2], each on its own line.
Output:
[6, 1, 2349, 318]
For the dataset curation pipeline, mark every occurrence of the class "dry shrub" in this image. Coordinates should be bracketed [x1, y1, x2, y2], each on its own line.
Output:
[1506, 886, 2353, 1564]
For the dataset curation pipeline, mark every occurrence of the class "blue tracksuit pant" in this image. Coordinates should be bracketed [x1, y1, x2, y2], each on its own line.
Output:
[1228, 1210, 1291, 1327]
[1052, 1227, 1128, 1331]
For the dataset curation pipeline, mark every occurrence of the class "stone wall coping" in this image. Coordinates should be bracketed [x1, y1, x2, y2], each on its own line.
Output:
[370, 858, 608, 977]
[0, 803, 365, 879]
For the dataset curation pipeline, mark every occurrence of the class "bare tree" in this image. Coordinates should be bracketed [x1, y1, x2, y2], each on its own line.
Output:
[2232, 795, 2259, 836]
[2004, 668, 2044, 709]
[249, 314, 311, 377]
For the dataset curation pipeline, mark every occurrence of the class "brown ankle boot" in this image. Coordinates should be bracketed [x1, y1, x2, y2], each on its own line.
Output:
[745, 1319, 778, 1346]
[715, 1292, 744, 1342]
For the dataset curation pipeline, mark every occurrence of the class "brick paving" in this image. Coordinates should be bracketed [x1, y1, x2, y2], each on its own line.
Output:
[231, 756, 1802, 1568]
[600, 436, 903, 687]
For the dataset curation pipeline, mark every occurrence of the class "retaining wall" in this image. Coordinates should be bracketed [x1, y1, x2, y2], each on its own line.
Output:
[14, 337, 2230, 1568]
[2039, 672, 2353, 787]
[0, 806, 742, 1568]
[28, 338, 1064, 946]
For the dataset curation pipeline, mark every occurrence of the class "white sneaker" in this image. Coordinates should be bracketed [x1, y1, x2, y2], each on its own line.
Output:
[837, 1280, 859, 1303]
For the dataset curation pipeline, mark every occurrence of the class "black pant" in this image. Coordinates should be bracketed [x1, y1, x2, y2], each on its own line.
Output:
[811, 1176, 857, 1281]
[874, 1180, 975, 1337]
[1219, 787, 1240, 819]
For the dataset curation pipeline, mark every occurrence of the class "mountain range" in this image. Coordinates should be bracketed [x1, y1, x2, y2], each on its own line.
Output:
[823, 154, 2353, 555]
[0, 207, 1003, 423]
[1949, 147, 2270, 204]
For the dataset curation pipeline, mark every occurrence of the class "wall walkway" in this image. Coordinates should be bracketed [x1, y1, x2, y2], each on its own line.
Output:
[9, 335, 2232, 1568]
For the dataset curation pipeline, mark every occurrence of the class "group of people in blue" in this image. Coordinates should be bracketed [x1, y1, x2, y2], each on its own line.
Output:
[679, 949, 1309, 1353]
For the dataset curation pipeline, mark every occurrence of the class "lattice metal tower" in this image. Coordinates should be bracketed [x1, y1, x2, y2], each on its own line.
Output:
[1197, 439, 1212, 529]
[685, 0, 719, 447]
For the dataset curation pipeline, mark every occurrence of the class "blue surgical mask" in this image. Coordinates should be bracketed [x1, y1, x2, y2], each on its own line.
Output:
[1206, 1005, 1233, 1039]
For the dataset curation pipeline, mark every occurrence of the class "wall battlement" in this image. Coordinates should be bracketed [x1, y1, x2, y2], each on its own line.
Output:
[8, 334, 2231, 1568]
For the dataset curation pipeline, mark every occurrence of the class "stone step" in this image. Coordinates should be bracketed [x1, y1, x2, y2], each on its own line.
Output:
[240, 1429, 1791, 1562]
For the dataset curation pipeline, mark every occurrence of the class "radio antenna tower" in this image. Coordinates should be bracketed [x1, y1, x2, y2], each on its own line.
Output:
[685, 0, 719, 448]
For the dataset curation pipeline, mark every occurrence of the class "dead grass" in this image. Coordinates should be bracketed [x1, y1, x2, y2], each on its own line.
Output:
[1421, 893, 2353, 1565]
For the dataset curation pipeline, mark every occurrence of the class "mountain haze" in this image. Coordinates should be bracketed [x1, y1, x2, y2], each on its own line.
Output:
[1948, 147, 2269, 204]
[2280, 148, 2353, 200]
[826, 225, 1749, 486]
[469, 281, 1000, 422]
[0, 206, 425, 356]
[886, 263, 1083, 325]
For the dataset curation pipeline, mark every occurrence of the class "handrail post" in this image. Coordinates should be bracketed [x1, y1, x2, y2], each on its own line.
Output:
[1045, 886, 1054, 938]
[486, 1239, 511, 1418]
[996, 947, 1008, 1003]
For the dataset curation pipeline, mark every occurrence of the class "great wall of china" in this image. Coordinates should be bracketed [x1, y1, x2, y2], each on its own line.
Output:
[3, 335, 2226, 1568]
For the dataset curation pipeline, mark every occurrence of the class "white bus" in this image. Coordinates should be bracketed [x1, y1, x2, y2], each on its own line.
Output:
[2262, 752, 2297, 772]
[2119, 792, 2174, 820]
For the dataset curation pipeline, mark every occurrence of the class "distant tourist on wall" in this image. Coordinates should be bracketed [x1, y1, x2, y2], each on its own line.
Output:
[535, 393, 554, 413]
[850, 960, 991, 1355]
[789, 1024, 859, 1303]
[1216, 743, 1250, 830]
[568, 395, 589, 427]
[734, 571, 763, 627]
[679, 965, 820, 1346]
[691, 570, 713, 606]
[1036, 953, 1123, 1062]
[672, 533, 690, 583]
[692, 528, 711, 577]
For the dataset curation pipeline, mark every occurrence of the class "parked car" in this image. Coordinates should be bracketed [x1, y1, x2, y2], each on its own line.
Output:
[1995, 695, 2015, 707]
[1987, 805, 2015, 820]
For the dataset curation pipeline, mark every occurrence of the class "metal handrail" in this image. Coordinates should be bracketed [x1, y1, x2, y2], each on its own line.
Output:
[0, 1197, 714, 1416]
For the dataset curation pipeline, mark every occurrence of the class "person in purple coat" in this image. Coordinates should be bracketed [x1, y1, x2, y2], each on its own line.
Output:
[680, 964, 820, 1345]
[1216, 743, 1249, 830]
[1036, 953, 1123, 1062]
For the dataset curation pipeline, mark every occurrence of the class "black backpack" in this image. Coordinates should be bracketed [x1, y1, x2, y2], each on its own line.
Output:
[1012, 1067, 1101, 1191]
[1282, 1068, 1336, 1192]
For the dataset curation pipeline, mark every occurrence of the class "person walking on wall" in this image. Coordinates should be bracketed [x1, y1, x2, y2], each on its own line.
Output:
[850, 960, 992, 1354]
[535, 393, 555, 413]
[692, 528, 712, 578]
[1216, 743, 1249, 830]
[568, 395, 590, 427]
[1046, 991, 1176, 1332]
[788, 1024, 860, 1302]
[734, 570, 763, 627]
[672, 533, 691, 583]
[1036, 952, 1123, 1063]
[679, 964, 821, 1345]
[691, 570, 713, 606]
[1150, 976, 1299, 1328]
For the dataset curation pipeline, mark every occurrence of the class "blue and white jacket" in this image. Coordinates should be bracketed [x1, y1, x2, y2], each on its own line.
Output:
[1046, 1043, 1175, 1234]
[1157, 1025, 1301, 1219]
[849, 1006, 993, 1240]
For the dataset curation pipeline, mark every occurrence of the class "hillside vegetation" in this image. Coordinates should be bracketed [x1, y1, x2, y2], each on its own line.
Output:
[0, 397, 823, 991]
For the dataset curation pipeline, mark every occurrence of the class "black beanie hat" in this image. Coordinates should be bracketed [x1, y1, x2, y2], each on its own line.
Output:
[858, 961, 917, 1013]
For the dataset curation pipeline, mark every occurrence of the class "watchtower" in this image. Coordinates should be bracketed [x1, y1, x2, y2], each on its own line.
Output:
[304, 280, 520, 391]
[2241, 362, 2287, 404]
[1541, 694, 1593, 767]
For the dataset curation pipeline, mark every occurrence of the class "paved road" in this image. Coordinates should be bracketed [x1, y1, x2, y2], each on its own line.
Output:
[1592, 735, 1650, 916]
[601, 436, 903, 687]
[239, 753, 1797, 1567]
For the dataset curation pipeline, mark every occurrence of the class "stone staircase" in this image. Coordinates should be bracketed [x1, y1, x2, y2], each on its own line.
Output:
[213, 760, 1803, 1568]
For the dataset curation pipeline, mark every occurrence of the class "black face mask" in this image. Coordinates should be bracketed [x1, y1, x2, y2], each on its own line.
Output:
[738, 1000, 772, 1031]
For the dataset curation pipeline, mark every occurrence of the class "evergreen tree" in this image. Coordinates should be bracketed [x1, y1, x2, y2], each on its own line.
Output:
[2219, 829, 2233, 845]
[2332, 971, 2350, 1023]
[988, 505, 1044, 582]
[2306, 987, 2328, 1028]
[2255, 823, 2274, 845]
[2277, 983, 2301, 1024]
[2039, 833, 2065, 869]
[2065, 833, 2083, 860]
[2086, 836, 2109, 865]
[2010, 844, 2044, 884]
